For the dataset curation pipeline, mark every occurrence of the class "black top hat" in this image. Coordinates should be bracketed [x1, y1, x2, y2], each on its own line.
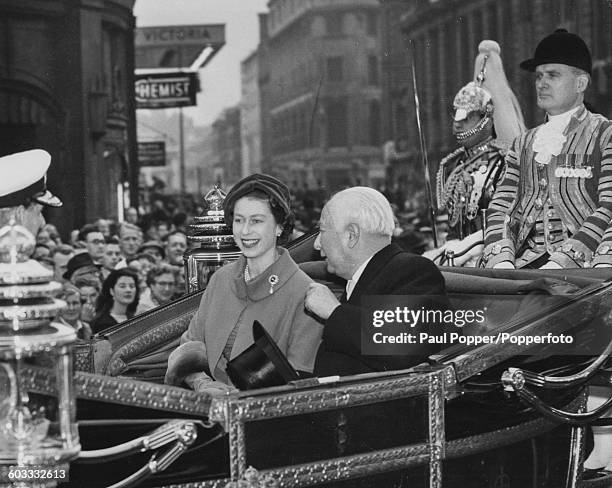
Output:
[63, 252, 97, 280]
[226, 320, 300, 390]
[520, 29, 592, 75]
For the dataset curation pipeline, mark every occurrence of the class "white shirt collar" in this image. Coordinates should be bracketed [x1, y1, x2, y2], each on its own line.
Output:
[532, 105, 582, 165]
[346, 256, 373, 299]
[545, 105, 581, 131]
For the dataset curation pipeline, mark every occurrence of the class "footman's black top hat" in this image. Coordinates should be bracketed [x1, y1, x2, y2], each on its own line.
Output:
[226, 320, 300, 390]
[520, 29, 592, 75]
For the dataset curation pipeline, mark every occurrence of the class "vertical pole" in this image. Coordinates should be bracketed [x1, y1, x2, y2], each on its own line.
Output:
[197, 166, 202, 195]
[179, 107, 185, 194]
[409, 39, 438, 247]
[565, 390, 587, 488]
[428, 370, 445, 488]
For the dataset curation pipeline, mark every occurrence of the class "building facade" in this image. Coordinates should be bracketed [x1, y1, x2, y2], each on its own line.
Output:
[381, 0, 612, 208]
[240, 49, 263, 178]
[186, 124, 217, 195]
[0, 0, 137, 236]
[137, 110, 215, 199]
[211, 106, 242, 189]
[256, 0, 385, 193]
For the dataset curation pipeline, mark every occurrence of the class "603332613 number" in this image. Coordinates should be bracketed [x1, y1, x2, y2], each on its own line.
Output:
[6, 466, 69, 482]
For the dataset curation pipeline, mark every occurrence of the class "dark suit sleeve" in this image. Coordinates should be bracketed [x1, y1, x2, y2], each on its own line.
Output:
[322, 255, 446, 358]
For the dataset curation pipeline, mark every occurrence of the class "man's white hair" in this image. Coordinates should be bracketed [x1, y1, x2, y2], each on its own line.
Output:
[327, 187, 395, 237]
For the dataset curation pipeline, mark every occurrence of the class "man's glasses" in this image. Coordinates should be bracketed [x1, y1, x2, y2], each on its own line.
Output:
[154, 281, 175, 288]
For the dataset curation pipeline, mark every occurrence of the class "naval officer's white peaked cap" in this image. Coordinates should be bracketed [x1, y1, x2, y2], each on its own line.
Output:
[0, 149, 62, 208]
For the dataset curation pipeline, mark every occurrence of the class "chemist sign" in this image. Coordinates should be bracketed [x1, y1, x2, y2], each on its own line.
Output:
[135, 71, 198, 109]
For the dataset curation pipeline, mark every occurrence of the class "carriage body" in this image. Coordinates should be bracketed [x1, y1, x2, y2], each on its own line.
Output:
[18, 232, 612, 487]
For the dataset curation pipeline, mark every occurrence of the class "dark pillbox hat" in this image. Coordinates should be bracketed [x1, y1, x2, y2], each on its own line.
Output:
[223, 173, 292, 224]
[520, 29, 592, 75]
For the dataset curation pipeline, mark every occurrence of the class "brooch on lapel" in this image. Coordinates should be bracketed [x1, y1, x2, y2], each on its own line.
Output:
[268, 275, 279, 294]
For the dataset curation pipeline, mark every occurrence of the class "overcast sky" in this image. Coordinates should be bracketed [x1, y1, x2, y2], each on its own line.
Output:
[134, 0, 269, 126]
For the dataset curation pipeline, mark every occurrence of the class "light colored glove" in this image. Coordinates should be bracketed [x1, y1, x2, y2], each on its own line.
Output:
[305, 282, 341, 320]
[444, 233, 484, 267]
[165, 341, 209, 386]
[187, 372, 236, 395]
[539, 261, 563, 270]
[460, 254, 482, 268]
[493, 261, 515, 269]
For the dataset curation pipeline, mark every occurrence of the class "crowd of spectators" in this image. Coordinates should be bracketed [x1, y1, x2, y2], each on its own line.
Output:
[34, 184, 440, 342]
[289, 180, 440, 256]
[33, 196, 195, 341]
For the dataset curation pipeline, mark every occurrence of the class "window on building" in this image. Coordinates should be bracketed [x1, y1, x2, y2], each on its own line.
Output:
[327, 56, 344, 82]
[326, 99, 348, 148]
[369, 100, 381, 146]
[368, 55, 379, 85]
[520, 0, 532, 22]
[394, 102, 408, 144]
[366, 12, 378, 36]
[102, 26, 128, 114]
[325, 12, 343, 36]
[311, 15, 326, 37]
[565, 0, 576, 20]
[487, 3, 497, 41]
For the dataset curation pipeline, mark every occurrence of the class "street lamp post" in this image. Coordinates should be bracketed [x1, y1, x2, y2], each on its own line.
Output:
[179, 107, 185, 194]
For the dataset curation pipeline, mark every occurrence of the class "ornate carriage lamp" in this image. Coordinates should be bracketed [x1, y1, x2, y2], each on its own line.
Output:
[184, 184, 241, 293]
[0, 221, 80, 486]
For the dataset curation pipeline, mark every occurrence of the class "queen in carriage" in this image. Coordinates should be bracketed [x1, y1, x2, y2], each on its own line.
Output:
[164, 174, 323, 394]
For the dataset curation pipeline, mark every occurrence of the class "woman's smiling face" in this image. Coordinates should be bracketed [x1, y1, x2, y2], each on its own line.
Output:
[232, 196, 282, 263]
[110, 276, 137, 306]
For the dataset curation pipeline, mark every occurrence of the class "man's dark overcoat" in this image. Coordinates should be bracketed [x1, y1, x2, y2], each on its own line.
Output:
[314, 243, 448, 376]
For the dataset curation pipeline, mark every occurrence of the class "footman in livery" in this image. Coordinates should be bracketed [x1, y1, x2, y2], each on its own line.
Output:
[483, 29, 612, 270]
